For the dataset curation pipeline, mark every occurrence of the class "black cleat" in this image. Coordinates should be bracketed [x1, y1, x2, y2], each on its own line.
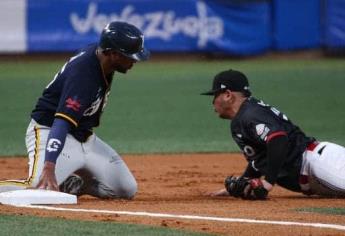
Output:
[59, 174, 84, 196]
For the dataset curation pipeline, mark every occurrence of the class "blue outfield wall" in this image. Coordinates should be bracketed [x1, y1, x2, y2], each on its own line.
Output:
[323, 0, 345, 48]
[273, 0, 321, 50]
[27, 0, 271, 55]
[0, 0, 344, 54]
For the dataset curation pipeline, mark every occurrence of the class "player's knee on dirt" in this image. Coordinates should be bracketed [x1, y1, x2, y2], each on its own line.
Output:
[118, 180, 137, 199]
[97, 179, 137, 199]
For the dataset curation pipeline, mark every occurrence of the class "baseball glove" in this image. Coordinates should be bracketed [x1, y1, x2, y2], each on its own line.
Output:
[224, 176, 268, 200]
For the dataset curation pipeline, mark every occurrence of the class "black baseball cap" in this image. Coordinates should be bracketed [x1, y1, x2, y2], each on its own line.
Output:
[201, 69, 251, 97]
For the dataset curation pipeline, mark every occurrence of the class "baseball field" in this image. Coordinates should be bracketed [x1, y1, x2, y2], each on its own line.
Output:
[0, 56, 345, 235]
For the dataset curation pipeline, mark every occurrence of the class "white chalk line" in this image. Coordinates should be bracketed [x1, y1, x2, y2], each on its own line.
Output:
[12, 204, 345, 231]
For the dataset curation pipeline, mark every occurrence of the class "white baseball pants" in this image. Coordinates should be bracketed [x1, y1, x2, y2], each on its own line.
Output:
[300, 141, 345, 196]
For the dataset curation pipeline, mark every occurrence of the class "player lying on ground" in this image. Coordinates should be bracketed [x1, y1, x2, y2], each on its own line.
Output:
[0, 21, 149, 199]
[202, 69, 345, 200]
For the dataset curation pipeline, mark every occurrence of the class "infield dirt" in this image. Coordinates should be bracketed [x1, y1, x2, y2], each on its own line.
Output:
[1, 154, 345, 236]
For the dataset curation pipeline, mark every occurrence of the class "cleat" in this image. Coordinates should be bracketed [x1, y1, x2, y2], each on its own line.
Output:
[59, 174, 84, 196]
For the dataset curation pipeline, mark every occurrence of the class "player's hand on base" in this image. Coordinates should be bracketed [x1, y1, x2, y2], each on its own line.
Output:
[36, 161, 59, 191]
[207, 188, 229, 197]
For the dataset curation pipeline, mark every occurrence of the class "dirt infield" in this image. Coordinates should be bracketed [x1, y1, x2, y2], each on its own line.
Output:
[1, 154, 345, 236]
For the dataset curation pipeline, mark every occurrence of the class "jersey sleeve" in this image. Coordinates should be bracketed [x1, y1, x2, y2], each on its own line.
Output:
[55, 68, 98, 127]
[45, 118, 71, 163]
[247, 107, 288, 144]
[265, 135, 289, 185]
[245, 104, 289, 185]
[242, 162, 262, 178]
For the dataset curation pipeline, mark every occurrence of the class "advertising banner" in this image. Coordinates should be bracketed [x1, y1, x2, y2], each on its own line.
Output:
[27, 0, 271, 55]
[324, 0, 345, 48]
[273, 0, 321, 50]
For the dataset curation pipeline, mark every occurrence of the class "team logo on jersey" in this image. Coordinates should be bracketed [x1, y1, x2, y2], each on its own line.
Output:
[66, 97, 81, 112]
[102, 91, 110, 112]
[255, 124, 270, 141]
[84, 96, 102, 116]
[46, 138, 62, 152]
[83, 88, 110, 116]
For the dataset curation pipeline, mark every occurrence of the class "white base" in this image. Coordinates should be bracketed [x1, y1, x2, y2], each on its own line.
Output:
[0, 189, 77, 206]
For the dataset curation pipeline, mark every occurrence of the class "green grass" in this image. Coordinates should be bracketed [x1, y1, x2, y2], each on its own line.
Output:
[0, 58, 344, 155]
[296, 207, 345, 216]
[0, 214, 214, 236]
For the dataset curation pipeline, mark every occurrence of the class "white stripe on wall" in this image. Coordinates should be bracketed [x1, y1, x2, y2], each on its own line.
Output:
[0, 0, 26, 53]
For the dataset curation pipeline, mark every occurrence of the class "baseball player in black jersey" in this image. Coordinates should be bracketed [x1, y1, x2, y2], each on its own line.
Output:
[0, 21, 149, 199]
[202, 69, 345, 200]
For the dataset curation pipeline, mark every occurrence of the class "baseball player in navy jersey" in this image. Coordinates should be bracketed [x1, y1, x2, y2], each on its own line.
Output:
[202, 69, 345, 200]
[0, 21, 149, 199]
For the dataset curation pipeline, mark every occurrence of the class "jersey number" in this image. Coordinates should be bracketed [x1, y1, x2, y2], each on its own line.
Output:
[257, 100, 289, 121]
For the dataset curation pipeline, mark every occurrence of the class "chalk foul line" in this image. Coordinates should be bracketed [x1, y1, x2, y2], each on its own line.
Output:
[12, 204, 345, 231]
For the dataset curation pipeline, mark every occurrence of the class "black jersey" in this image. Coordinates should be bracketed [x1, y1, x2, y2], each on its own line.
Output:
[231, 97, 315, 191]
[31, 44, 113, 142]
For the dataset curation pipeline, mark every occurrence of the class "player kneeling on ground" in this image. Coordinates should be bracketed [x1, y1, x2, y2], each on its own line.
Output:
[0, 21, 149, 199]
[202, 69, 345, 200]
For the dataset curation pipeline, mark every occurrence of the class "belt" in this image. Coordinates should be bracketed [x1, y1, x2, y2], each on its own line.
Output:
[306, 141, 319, 151]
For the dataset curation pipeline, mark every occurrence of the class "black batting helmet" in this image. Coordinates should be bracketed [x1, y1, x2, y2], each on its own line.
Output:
[99, 21, 150, 61]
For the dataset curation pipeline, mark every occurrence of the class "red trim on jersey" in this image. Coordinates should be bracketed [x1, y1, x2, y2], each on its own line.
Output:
[266, 131, 287, 143]
[306, 141, 319, 151]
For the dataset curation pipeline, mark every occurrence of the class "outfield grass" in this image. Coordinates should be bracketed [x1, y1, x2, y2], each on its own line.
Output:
[296, 207, 345, 216]
[0, 58, 344, 155]
[0, 214, 215, 236]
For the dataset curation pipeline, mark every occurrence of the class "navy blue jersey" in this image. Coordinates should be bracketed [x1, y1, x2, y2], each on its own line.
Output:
[31, 44, 113, 142]
[231, 97, 315, 191]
